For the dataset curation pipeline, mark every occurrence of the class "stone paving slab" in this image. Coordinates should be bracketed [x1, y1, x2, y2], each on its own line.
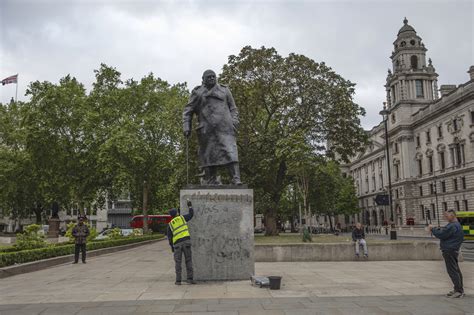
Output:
[0, 296, 472, 314]
[0, 242, 473, 314]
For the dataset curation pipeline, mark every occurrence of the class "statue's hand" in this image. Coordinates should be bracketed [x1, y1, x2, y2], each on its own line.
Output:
[184, 130, 191, 138]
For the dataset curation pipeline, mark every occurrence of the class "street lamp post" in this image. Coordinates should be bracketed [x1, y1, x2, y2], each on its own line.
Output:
[380, 103, 396, 240]
[433, 177, 440, 226]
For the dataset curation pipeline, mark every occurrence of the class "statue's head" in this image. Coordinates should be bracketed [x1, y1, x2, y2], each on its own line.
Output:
[202, 69, 216, 88]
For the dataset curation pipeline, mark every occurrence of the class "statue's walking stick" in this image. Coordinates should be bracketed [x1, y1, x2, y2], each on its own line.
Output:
[186, 136, 189, 185]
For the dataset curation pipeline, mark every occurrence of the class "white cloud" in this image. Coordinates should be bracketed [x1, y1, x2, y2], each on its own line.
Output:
[0, 0, 472, 131]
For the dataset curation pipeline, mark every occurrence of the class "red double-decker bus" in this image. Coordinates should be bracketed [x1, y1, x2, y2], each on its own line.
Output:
[130, 215, 172, 232]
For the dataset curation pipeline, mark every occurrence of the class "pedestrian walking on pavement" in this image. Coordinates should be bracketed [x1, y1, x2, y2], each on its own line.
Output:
[167, 200, 196, 285]
[72, 216, 90, 264]
[352, 222, 368, 258]
[429, 209, 465, 298]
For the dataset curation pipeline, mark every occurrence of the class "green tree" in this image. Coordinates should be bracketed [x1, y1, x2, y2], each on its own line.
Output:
[24, 75, 106, 216]
[220, 46, 367, 235]
[312, 161, 360, 230]
[95, 65, 188, 231]
[0, 100, 49, 225]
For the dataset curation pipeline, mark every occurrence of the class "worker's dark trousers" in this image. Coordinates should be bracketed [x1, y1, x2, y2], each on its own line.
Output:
[442, 250, 463, 293]
[174, 239, 193, 282]
[74, 243, 86, 263]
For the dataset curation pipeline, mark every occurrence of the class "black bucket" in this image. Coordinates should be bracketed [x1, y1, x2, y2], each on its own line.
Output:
[268, 276, 282, 290]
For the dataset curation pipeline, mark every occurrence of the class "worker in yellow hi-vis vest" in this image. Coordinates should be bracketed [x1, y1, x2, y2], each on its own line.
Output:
[166, 200, 195, 285]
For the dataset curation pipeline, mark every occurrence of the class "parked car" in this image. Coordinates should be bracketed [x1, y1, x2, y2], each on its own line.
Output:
[95, 228, 137, 240]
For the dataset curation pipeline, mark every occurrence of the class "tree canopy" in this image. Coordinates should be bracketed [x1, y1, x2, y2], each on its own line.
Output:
[0, 46, 366, 234]
[219, 46, 367, 234]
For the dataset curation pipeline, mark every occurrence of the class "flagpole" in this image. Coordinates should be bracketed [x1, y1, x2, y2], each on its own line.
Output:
[15, 74, 18, 102]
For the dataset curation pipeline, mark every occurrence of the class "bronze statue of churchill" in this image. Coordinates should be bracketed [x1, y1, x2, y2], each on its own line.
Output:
[183, 70, 242, 185]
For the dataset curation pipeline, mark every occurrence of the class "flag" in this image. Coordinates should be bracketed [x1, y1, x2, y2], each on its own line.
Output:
[2, 74, 18, 86]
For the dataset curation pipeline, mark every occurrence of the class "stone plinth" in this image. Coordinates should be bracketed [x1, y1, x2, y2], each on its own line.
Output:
[180, 188, 254, 281]
[47, 218, 60, 238]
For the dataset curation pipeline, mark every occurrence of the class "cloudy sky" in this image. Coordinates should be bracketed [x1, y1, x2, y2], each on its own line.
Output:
[1, 0, 472, 129]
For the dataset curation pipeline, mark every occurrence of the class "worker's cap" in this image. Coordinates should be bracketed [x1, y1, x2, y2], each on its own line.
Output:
[168, 208, 178, 217]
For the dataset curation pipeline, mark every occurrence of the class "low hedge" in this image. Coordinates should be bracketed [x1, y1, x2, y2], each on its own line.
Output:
[0, 234, 163, 268]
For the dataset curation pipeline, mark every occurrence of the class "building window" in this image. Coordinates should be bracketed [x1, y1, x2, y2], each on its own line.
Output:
[439, 151, 446, 170]
[442, 202, 448, 212]
[471, 111, 474, 124]
[395, 164, 400, 180]
[454, 200, 460, 212]
[416, 136, 421, 147]
[462, 177, 466, 189]
[428, 156, 433, 174]
[438, 125, 443, 138]
[67, 208, 71, 216]
[379, 173, 383, 189]
[431, 204, 436, 219]
[419, 186, 423, 196]
[453, 119, 458, 131]
[410, 55, 418, 69]
[395, 189, 399, 199]
[454, 143, 465, 166]
[418, 159, 423, 176]
[430, 183, 434, 195]
[394, 142, 399, 154]
[426, 130, 431, 143]
[441, 181, 446, 193]
[416, 80, 424, 98]
[421, 205, 425, 219]
[453, 178, 458, 191]
[464, 200, 468, 211]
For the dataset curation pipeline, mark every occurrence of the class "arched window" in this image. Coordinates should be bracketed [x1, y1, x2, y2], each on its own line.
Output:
[410, 55, 418, 69]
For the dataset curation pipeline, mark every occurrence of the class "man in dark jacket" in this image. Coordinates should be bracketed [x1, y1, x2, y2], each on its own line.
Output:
[72, 216, 90, 264]
[167, 200, 195, 285]
[352, 223, 368, 258]
[430, 209, 465, 298]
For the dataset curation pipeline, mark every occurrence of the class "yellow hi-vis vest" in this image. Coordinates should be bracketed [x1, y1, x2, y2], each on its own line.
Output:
[169, 215, 190, 244]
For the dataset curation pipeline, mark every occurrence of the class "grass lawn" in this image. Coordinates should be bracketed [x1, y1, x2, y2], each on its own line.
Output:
[254, 234, 418, 244]
[254, 234, 353, 244]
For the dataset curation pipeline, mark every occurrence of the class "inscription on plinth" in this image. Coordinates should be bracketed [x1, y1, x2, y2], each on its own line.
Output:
[180, 188, 255, 281]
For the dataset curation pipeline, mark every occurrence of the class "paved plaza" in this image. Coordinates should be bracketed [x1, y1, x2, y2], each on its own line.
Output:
[0, 240, 472, 314]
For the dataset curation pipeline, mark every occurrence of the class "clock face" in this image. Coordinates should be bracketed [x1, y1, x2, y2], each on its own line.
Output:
[401, 41, 406, 47]
[410, 39, 416, 46]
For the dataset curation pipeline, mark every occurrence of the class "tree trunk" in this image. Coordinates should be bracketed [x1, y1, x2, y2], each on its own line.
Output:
[79, 202, 85, 217]
[328, 214, 334, 232]
[264, 208, 278, 236]
[33, 206, 42, 224]
[142, 180, 149, 233]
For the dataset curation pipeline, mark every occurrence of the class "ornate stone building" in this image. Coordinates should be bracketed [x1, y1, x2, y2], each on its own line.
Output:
[341, 18, 474, 227]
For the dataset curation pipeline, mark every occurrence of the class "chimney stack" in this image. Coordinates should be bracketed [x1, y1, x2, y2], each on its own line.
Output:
[439, 85, 457, 97]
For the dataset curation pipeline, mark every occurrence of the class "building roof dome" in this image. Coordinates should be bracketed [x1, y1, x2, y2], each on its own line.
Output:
[397, 17, 416, 36]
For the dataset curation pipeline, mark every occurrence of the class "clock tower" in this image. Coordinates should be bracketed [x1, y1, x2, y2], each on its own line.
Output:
[385, 18, 439, 128]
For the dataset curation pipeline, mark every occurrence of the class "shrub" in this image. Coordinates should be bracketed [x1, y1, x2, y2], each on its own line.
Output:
[0, 234, 163, 267]
[132, 228, 143, 237]
[108, 228, 123, 239]
[14, 224, 47, 250]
